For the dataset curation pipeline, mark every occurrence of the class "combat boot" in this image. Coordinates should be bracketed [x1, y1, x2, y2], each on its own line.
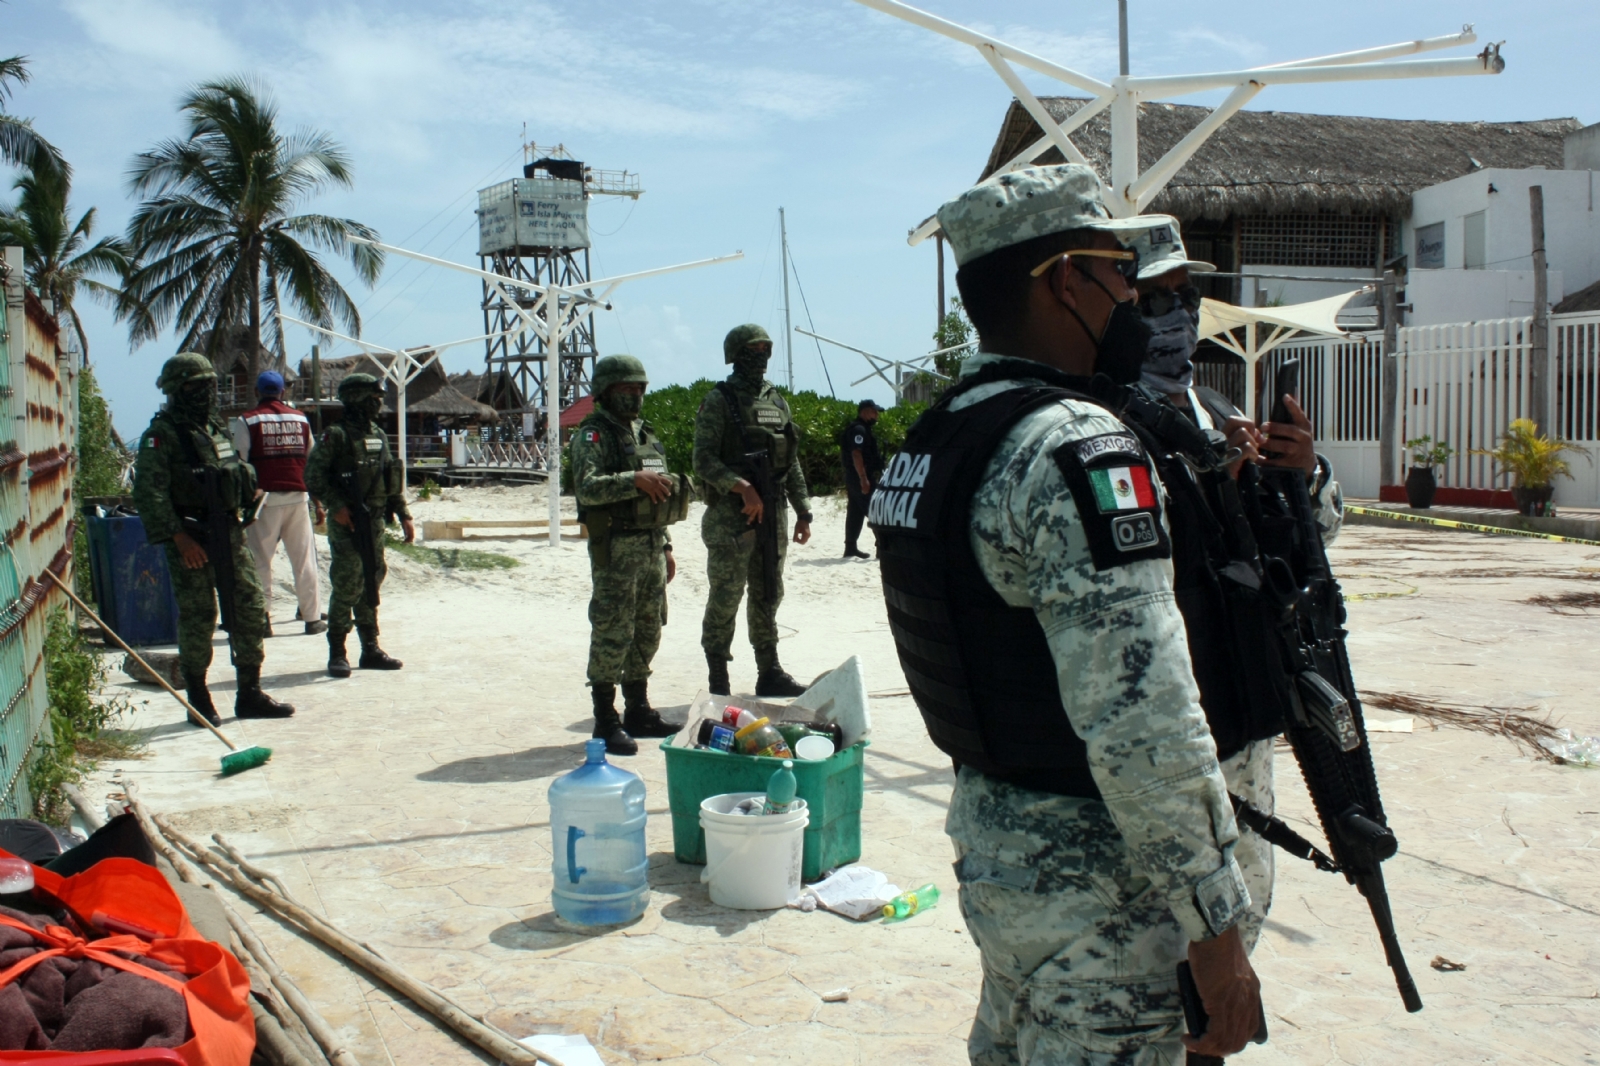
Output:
[592, 684, 637, 756]
[234, 665, 295, 719]
[183, 672, 221, 727]
[357, 626, 403, 670]
[754, 647, 807, 698]
[327, 632, 352, 678]
[707, 654, 731, 697]
[622, 680, 684, 738]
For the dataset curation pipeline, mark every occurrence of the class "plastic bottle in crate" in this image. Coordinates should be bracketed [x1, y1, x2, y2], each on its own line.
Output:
[548, 739, 649, 925]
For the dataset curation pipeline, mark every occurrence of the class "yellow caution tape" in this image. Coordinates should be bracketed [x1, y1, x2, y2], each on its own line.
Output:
[1345, 505, 1600, 548]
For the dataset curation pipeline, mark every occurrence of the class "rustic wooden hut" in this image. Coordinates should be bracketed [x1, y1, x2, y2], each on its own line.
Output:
[193, 326, 297, 415]
[295, 352, 498, 449]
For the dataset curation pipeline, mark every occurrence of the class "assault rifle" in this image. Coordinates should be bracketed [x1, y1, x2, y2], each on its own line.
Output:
[336, 469, 381, 609]
[1255, 460, 1422, 1013]
[182, 467, 241, 634]
[1113, 375, 1421, 1012]
[744, 449, 781, 606]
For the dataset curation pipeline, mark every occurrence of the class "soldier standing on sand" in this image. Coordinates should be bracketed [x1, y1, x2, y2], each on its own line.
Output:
[304, 373, 413, 679]
[571, 355, 690, 755]
[133, 353, 295, 725]
[693, 325, 813, 698]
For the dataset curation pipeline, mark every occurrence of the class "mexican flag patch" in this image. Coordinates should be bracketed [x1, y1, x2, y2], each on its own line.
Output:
[1087, 465, 1155, 512]
[583, 429, 600, 443]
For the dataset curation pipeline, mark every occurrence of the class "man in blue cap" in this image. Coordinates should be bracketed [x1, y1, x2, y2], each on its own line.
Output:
[233, 370, 325, 636]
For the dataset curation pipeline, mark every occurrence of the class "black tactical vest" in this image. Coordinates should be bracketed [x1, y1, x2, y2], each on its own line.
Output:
[870, 370, 1114, 798]
[1117, 386, 1297, 759]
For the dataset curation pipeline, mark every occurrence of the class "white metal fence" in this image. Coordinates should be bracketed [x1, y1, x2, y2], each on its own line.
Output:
[1257, 334, 1386, 499]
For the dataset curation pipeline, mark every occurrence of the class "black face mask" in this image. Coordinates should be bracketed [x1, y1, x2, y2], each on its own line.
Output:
[171, 382, 215, 425]
[345, 395, 383, 425]
[604, 390, 643, 419]
[1064, 269, 1151, 386]
[733, 349, 770, 380]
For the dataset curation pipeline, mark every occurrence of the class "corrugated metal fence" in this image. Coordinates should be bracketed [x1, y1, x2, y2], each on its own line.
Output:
[0, 247, 78, 817]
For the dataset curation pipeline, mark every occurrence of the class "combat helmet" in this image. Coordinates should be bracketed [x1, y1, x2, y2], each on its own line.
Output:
[593, 354, 648, 397]
[156, 352, 216, 393]
[338, 372, 382, 401]
[723, 324, 772, 364]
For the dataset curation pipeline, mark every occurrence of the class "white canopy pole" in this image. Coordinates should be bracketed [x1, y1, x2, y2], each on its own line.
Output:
[853, 0, 1505, 221]
[343, 238, 743, 550]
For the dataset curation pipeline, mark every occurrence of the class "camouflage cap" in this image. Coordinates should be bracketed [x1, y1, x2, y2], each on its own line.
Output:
[1129, 215, 1216, 280]
[337, 372, 382, 400]
[593, 354, 648, 395]
[936, 164, 1163, 266]
[156, 352, 217, 393]
[723, 324, 772, 364]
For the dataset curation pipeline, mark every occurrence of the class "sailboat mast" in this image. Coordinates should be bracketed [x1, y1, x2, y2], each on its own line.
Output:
[780, 207, 794, 390]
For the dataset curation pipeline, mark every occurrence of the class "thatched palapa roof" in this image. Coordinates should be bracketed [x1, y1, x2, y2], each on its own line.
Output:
[981, 98, 1582, 220]
[296, 352, 499, 424]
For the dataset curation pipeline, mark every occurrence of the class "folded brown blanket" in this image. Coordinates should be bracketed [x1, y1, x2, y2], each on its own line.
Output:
[0, 905, 190, 1050]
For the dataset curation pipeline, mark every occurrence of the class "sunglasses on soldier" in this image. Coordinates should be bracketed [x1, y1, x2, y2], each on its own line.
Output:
[1030, 247, 1141, 285]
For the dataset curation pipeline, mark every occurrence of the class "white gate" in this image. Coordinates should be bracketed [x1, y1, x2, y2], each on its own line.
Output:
[1257, 335, 1385, 499]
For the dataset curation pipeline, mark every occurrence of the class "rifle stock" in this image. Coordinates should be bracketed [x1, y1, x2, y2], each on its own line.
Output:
[185, 467, 239, 633]
[744, 449, 780, 605]
[338, 469, 381, 609]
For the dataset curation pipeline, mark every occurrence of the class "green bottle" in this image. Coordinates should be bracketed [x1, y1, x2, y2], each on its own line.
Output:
[882, 883, 940, 920]
[762, 759, 799, 815]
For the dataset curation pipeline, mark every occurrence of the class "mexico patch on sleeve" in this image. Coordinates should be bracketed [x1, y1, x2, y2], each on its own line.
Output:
[583, 429, 600, 443]
[1052, 431, 1170, 571]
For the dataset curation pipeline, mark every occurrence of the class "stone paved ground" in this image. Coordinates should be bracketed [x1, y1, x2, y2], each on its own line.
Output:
[85, 490, 1600, 1065]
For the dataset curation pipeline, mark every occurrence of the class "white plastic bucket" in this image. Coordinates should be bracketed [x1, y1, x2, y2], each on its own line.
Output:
[699, 792, 809, 910]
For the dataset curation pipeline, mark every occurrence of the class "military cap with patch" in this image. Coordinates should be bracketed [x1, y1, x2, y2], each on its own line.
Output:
[1127, 215, 1216, 280]
[936, 164, 1164, 266]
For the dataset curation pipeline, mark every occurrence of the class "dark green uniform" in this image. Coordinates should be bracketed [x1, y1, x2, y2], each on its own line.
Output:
[304, 414, 409, 641]
[133, 412, 266, 674]
[131, 352, 295, 724]
[572, 406, 688, 687]
[693, 325, 812, 697]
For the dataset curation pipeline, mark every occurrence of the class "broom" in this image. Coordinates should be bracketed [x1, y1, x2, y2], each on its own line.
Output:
[45, 569, 272, 776]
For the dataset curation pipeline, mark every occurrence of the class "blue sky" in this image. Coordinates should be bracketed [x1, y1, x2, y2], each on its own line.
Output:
[4, 0, 1595, 439]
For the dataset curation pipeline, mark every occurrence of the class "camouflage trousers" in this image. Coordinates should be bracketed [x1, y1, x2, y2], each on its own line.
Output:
[163, 527, 267, 675]
[587, 530, 668, 686]
[326, 520, 386, 637]
[1220, 738, 1275, 953]
[699, 497, 788, 667]
[947, 759, 1272, 1066]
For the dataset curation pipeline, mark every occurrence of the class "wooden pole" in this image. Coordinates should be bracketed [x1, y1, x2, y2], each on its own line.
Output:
[311, 344, 322, 435]
[1529, 185, 1549, 433]
[1380, 270, 1400, 489]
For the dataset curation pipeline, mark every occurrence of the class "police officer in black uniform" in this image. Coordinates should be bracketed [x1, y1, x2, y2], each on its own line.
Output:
[840, 399, 883, 559]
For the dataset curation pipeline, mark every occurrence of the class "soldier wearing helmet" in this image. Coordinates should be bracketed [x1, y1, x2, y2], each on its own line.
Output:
[571, 354, 690, 754]
[304, 372, 414, 677]
[132, 352, 296, 725]
[691, 324, 813, 697]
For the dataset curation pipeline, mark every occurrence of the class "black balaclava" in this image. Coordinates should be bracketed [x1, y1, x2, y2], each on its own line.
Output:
[604, 388, 643, 420]
[171, 380, 216, 426]
[1062, 267, 1152, 386]
[731, 347, 770, 391]
[344, 392, 383, 429]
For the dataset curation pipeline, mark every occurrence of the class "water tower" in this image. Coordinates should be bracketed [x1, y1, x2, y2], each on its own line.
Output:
[477, 142, 642, 428]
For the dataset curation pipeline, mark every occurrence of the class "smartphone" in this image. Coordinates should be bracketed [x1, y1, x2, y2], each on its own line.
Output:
[1176, 960, 1269, 1046]
[1266, 358, 1299, 426]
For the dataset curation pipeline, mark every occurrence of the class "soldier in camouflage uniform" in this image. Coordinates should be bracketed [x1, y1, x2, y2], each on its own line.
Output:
[572, 355, 689, 755]
[871, 167, 1262, 1064]
[693, 325, 813, 698]
[132, 353, 295, 725]
[304, 373, 413, 678]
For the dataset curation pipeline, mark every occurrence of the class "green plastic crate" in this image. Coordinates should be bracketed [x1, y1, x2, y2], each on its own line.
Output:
[662, 733, 868, 882]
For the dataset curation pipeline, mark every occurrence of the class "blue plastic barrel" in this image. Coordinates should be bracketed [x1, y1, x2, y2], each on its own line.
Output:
[548, 739, 648, 926]
[83, 509, 180, 646]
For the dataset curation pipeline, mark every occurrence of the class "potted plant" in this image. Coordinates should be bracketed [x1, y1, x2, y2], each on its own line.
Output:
[1402, 436, 1454, 508]
[1474, 418, 1584, 517]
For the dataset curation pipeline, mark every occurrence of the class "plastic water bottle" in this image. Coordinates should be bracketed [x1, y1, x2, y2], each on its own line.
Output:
[762, 760, 799, 815]
[548, 739, 649, 926]
[882, 883, 940, 921]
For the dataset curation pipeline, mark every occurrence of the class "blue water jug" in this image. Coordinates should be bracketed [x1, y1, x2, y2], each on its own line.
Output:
[548, 739, 649, 925]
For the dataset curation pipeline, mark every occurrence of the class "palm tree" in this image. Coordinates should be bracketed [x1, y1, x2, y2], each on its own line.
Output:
[0, 160, 128, 360]
[0, 55, 67, 174]
[120, 77, 382, 374]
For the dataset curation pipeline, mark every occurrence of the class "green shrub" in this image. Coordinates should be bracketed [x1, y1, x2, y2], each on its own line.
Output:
[386, 532, 519, 571]
[29, 608, 135, 824]
[73, 366, 130, 603]
[641, 381, 926, 496]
